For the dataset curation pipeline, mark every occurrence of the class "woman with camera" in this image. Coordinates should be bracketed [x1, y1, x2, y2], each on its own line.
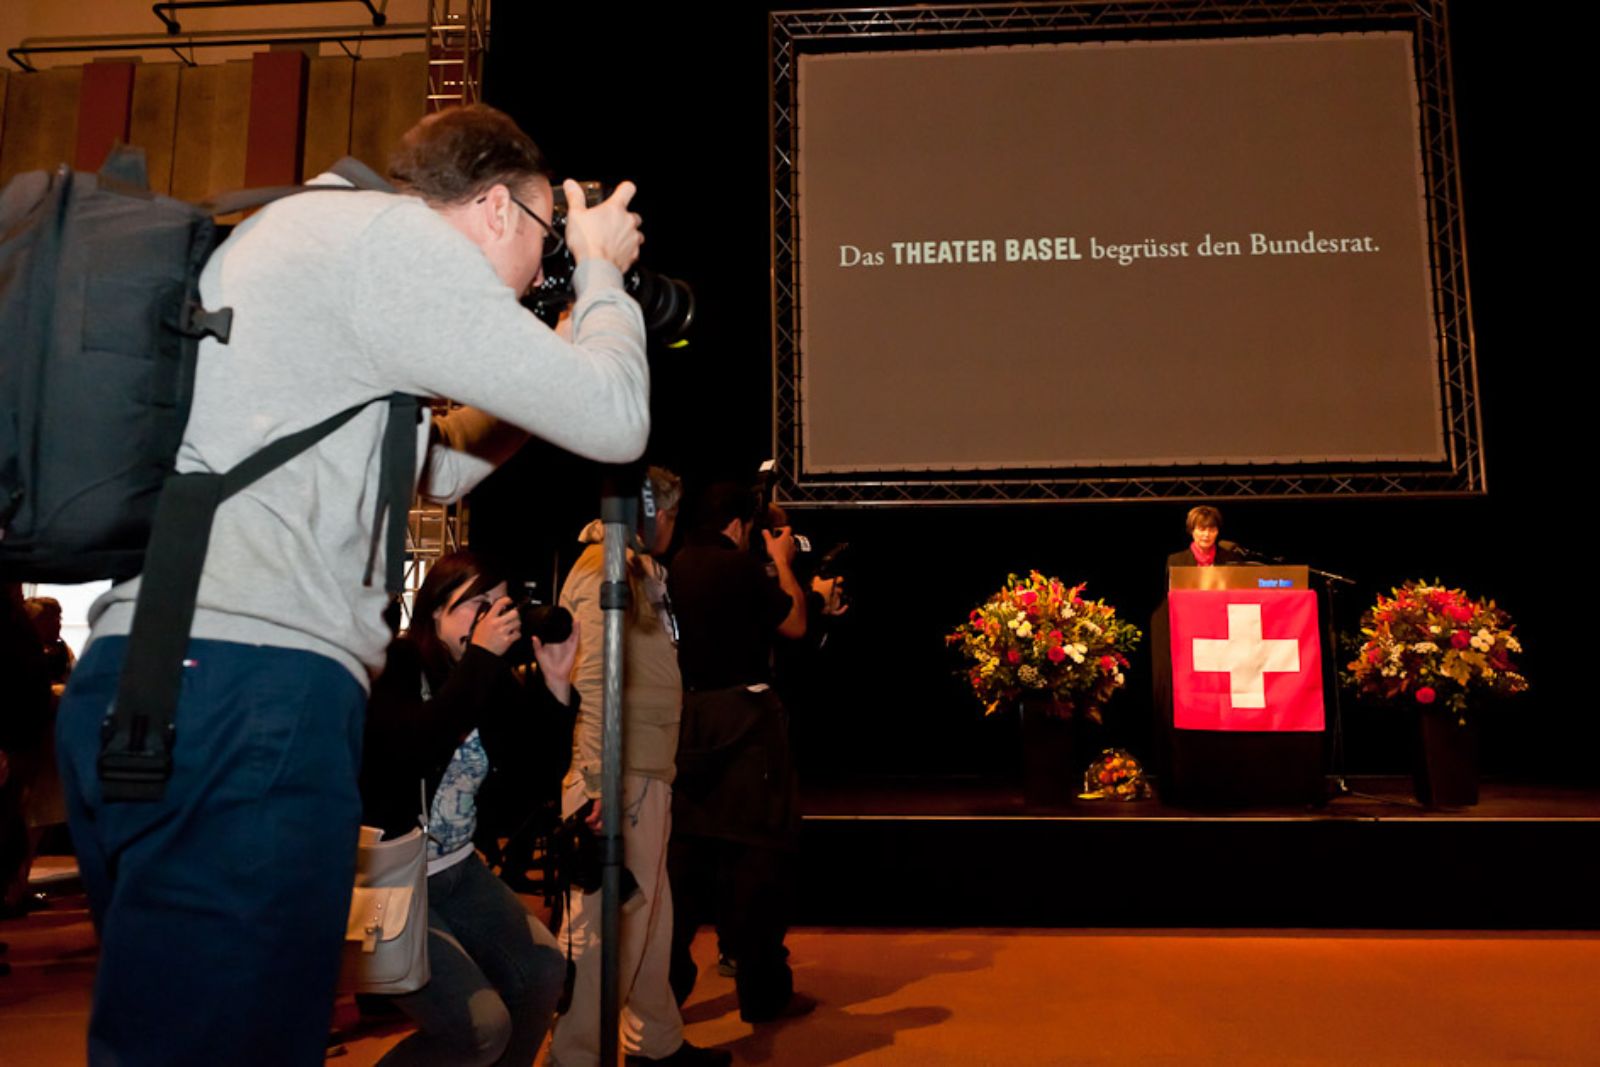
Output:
[361, 550, 576, 1067]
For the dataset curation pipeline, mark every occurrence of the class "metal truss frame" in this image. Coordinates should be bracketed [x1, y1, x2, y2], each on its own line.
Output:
[769, 0, 1484, 506]
[401, 0, 489, 618]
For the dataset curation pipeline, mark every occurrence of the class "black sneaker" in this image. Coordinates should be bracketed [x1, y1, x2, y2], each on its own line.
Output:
[715, 954, 737, 977]
[624, 1039, 732, 1067]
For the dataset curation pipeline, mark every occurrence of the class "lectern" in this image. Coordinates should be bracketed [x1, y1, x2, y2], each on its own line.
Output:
[1152, 566, 1327, 806]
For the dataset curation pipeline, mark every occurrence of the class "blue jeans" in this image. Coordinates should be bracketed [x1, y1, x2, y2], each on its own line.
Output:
[57, 636, 366, 1067]
[380, 853, 565, 1066]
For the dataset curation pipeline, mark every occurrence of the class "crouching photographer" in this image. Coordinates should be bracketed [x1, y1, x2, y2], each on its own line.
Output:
[361, 550, 578, 1066]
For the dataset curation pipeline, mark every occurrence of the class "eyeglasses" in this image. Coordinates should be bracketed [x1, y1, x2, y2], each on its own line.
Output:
[476, 190, 566, 260]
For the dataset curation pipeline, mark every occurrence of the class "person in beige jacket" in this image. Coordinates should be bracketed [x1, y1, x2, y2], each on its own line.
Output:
[549, 468, 728, 1067]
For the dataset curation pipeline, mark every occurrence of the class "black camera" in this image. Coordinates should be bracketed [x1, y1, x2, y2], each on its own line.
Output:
[523, 181, 696, 346]
[473, 596, 573, 667]
[545, 799, 641, 905]
[515, 598, 573, 646]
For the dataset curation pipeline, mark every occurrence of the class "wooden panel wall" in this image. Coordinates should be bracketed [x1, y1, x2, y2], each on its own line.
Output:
[303, 55, 355, 180]
[349, 53, 427, 176]
[170, 60, 251, 201]
[1, 51, 425, 193]
[245, 50, 307, 186]
[74, 60, 136, 171]
[129, 64, 182, 194]
[0, 71, 10, 165]
[0, 66, 82, 185]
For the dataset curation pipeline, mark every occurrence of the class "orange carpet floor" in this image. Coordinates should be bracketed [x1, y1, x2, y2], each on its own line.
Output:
[4, 890, 1597, 1065]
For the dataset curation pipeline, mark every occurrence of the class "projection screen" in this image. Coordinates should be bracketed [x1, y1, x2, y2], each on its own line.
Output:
[772, 3, 1482, 503]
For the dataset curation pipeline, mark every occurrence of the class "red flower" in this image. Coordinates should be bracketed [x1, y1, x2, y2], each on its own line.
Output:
[1047, 646, 1066, 664]
[1450, 630, 1471, 650]
[1415, 686, 1436, 705]
[1049, 630, 1064, 646]
[969, 609, 984, 623]
[1018, 590, 1038, 607]
[1099, 655, 1117, 671]
[1365, 647, 1384, 665]
[1445, 604, 1473, 624]
[1007, 649, 1022, 665]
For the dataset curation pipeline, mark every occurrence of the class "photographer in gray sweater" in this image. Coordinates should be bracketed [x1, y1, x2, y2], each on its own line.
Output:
[55, 104, 649, 1067]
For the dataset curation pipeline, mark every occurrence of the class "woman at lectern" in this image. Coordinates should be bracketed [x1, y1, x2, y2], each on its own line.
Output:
[1167, 505, 1246, 571]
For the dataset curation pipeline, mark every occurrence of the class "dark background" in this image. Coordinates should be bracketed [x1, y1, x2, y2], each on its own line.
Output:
[472, 4, 1584, 786]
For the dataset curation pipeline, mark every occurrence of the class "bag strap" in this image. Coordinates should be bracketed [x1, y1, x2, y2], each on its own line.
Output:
[205, 156, 395, 217]
[99, 393, 419, 802]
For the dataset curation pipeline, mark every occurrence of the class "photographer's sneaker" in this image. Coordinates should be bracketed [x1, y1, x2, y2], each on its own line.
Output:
[624, 1039, 732, 1067]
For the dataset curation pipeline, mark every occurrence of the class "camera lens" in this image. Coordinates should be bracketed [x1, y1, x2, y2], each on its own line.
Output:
[517, 602, 573, 646]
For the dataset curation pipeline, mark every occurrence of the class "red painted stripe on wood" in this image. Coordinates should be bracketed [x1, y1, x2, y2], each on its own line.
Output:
[245, 51, 308, 187]
[74, 62, 135, 172]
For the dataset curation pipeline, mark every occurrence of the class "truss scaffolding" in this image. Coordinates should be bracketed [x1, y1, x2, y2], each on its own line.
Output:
[403, 0, 490, 615]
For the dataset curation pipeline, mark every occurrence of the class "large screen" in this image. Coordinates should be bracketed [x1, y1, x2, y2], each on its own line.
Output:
[793, 31, 1446, 478]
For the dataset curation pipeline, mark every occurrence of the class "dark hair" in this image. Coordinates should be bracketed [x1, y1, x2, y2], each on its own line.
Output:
[409, 549, 507, 688]
[387, 104, 550, 206]
[1186, 505, 1223, 535]
[693, 482, 760, 533]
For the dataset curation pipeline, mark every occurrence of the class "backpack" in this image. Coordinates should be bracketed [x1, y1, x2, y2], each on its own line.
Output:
[0, 146, 419, 801]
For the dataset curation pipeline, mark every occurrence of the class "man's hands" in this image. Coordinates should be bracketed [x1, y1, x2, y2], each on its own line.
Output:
[812, 575, 848, 616]
[563, 179, 643, 274]
[762, 525, 798, 568]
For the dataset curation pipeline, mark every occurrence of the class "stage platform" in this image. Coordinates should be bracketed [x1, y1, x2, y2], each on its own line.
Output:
[795, 777, 1600, 930]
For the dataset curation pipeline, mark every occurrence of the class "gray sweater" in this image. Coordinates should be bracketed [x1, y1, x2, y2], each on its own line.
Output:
[89, 179, 649, 686]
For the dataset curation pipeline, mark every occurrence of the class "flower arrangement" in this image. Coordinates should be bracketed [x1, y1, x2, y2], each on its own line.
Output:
[1346, 580, 1527, 721]
[1079, 749, 1152, 801]
[947, 571, 1142, 719]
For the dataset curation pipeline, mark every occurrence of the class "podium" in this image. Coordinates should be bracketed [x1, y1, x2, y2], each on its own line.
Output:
[1152, 566, 1327, 807]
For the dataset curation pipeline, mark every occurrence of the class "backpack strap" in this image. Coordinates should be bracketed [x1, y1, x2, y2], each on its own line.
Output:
[99, 392, 420, 802]
[185, 161, 399, 345]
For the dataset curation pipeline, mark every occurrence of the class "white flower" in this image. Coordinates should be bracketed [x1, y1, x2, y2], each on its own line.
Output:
[1016, 621, 1033, 640]
[1429, 625, 1441, 634]
[1113, 672, 1125, 686]
[1007, 617, 1021, 631]
[1470, 628, 1493, 652]
[1412, 642, 1439, 654]
[1506, 636, 1522, 653]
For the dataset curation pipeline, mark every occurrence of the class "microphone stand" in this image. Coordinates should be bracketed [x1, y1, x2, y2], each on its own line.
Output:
[1306, 563, 1418, 808]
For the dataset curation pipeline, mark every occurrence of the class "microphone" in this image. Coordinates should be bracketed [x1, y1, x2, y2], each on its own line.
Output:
[1222, 541, 1284, 564]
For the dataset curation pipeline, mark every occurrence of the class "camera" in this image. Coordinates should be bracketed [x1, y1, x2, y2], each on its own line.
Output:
[748, 461, 851, 608]
[514, 597, 573, 646]
[523, 181, 696, 346]
[472, 595, 573, 667]
[545, 798, 641, 907]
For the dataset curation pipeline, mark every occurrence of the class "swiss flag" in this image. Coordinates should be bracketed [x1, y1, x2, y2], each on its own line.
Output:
[1170, 588, 1324, 732]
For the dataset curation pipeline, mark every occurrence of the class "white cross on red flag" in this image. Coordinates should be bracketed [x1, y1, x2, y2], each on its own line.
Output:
[1169, 588, 1325, 731]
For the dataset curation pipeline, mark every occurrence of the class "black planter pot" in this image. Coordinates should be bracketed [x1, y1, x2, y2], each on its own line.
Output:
[1020, 698, 1079, 808]
[1415, 711, 1479, 807]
